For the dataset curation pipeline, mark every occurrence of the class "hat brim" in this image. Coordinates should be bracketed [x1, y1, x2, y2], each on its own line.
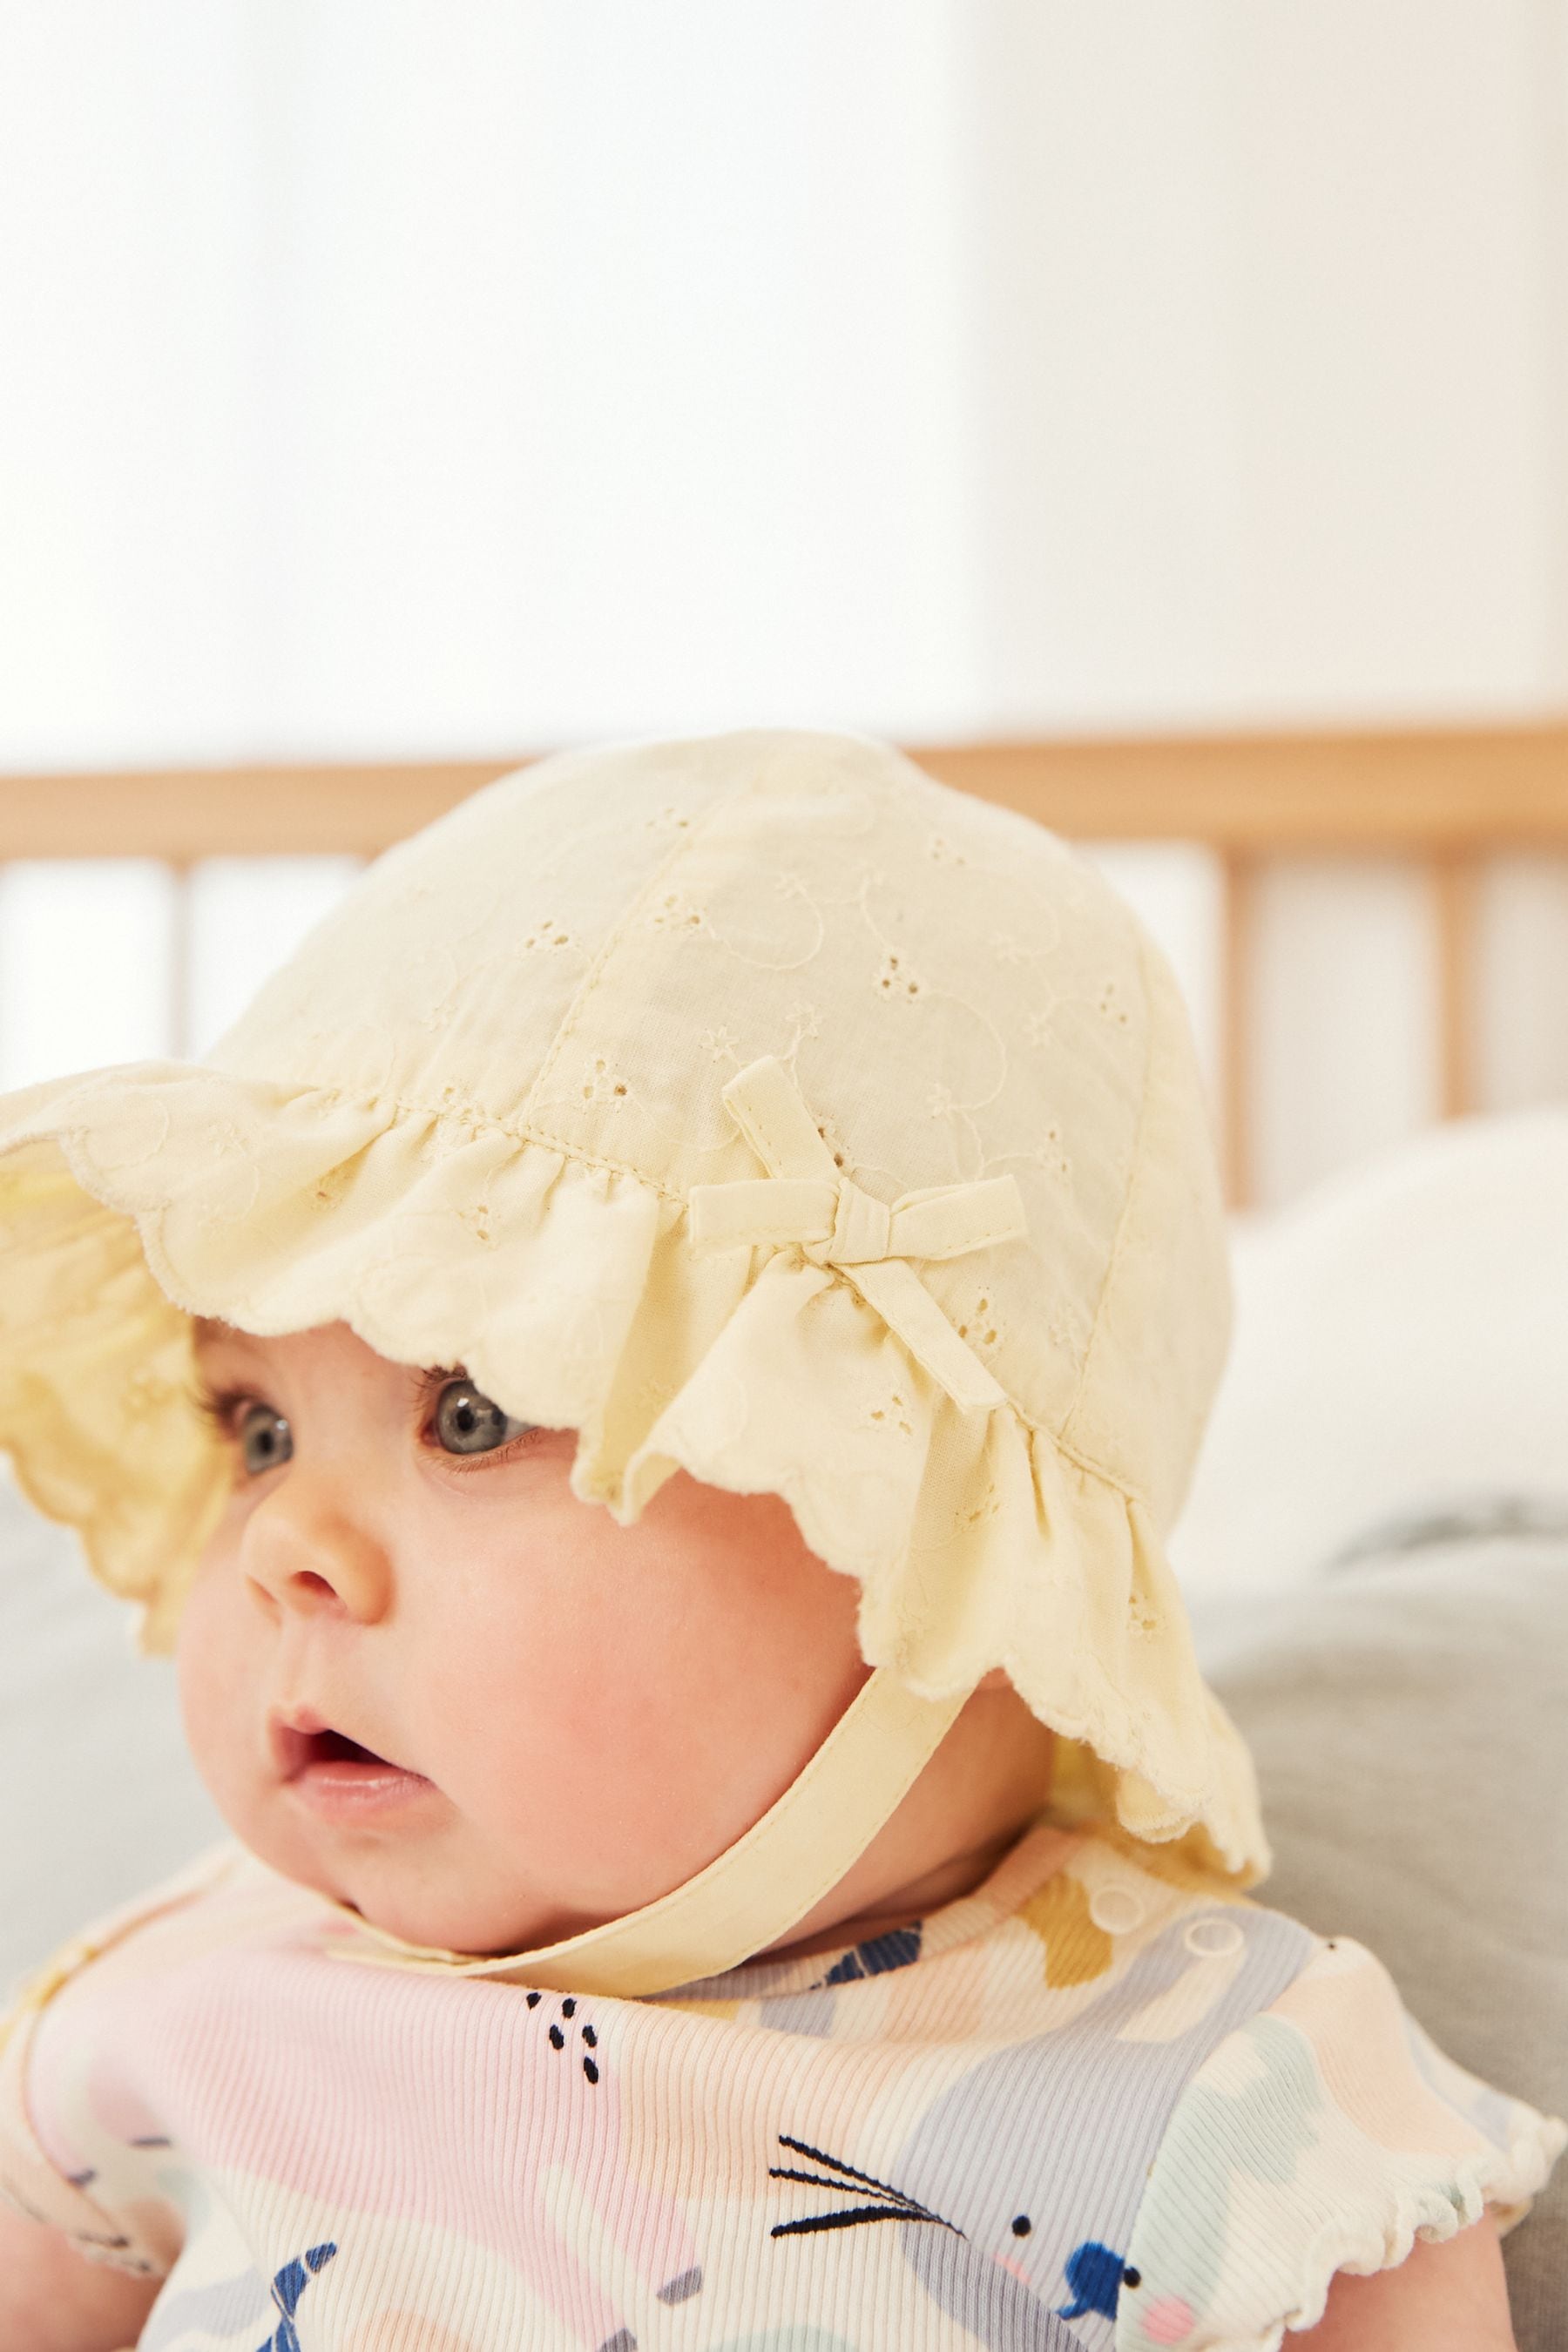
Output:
[0, 1056, 1268, 1884]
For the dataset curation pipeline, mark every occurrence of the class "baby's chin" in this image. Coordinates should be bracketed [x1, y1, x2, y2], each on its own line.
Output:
[240, 1805, 618, 1959]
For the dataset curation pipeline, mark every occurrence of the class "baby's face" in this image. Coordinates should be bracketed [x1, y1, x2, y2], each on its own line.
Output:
[178, 1320, 869, 1955]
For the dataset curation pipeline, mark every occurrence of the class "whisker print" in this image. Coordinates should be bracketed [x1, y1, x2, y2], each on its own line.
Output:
[767, 2164, 930, 2214]
[772, 2203, 960, 2240]
[774, 2132, 928, 2205]
[767, 2131, 963, 2242]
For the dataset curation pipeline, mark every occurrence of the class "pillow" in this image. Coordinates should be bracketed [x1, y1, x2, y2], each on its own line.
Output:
[1194, 1528, 1568, 2351]
[0, 1470, 221, 1997]
[1170, 1107, 1568, 1598]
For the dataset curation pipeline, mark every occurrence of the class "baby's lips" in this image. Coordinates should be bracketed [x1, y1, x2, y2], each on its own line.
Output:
[267, 1703, 416, 1782]
[268, 1702, 324, 1781]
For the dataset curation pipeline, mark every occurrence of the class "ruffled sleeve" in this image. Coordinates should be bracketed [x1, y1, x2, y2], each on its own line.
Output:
[0, 1984, 164, 2279]
[1114, 1933, 1568, 2351]
[0, 1844, 246, 2280]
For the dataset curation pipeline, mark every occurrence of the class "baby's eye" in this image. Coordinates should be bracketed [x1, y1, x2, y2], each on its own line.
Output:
[238, 1402, 293, 1477]
[431, 1377, 532, 1456]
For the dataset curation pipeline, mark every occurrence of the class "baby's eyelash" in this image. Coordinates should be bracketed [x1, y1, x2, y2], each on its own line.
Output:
[191, 1381, 254, 1437]
[409, 1363, 470, 1428]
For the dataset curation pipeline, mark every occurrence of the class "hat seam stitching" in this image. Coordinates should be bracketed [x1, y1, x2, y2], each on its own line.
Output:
[1051, 1429, 1145, 1507]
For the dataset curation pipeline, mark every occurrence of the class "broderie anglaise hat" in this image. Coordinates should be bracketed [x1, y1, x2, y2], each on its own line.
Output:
[0, 730, 1264, 1991]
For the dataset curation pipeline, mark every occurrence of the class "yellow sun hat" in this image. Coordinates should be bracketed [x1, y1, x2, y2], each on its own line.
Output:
[0, 730, 1264, 1990]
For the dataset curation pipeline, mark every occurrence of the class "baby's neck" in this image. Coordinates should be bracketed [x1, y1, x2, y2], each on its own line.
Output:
[763, 1821, 1038, 1962]
[752, 1681, 1056, 1964]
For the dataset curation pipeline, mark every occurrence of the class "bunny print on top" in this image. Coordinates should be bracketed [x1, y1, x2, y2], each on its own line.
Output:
[2, 1815, 1558, 2352]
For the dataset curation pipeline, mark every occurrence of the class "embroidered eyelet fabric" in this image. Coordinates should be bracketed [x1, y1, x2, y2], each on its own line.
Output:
[0, 1821, 1561, 2351]
[0, 728, 1260, 1876]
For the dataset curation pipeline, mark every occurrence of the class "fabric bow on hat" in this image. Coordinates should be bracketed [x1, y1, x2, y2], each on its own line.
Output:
[686, 1055, 1028, 1413]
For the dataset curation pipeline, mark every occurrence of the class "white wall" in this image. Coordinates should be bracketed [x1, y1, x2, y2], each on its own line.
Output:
[956, 0, 1566, 724]
[0, 0, 981, 760]
[0, 5, 262, 765]
[1, 1, 1566, 1194]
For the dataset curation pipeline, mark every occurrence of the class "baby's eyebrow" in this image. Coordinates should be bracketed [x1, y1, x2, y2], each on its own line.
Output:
[190, 1315, 247, 1354]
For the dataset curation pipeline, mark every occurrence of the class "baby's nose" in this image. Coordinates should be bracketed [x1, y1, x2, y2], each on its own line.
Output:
[241, 1490, 392, 1625]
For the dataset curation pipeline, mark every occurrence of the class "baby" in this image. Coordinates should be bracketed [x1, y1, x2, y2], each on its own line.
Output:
[0, 729, 1560, 2352]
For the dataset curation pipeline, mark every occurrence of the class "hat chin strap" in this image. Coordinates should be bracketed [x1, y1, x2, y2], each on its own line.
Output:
[327, 1666, 970, 1997]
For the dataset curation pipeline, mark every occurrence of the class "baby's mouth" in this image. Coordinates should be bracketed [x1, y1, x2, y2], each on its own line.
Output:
[304, 1728, 390, 1768]
[271, 1713, 436, 1818]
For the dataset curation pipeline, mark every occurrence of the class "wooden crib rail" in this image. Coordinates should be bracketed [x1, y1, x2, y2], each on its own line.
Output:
[7, 722, 1568, 858]
[5, 720, 1568, 1205]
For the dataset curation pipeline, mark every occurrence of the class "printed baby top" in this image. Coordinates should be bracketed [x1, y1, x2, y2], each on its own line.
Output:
[1, 1819, 1561, 2352]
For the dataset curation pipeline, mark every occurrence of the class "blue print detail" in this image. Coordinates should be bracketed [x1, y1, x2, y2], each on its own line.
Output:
[821, 1926, 923, 1984]
[1058, 2239, 1131, 2321]
[255, 2240, 337, 2351]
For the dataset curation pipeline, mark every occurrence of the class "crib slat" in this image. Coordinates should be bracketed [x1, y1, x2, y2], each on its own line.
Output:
[1220, 853, 1255, 1208]
[1430, 854, 1476, 1120]
[166, 862, 193, 1061]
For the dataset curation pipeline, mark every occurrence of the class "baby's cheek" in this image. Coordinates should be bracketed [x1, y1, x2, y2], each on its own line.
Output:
[175, 1559, 260, 1808]
[416, 1612, 730, 1921]
[174, 1571, 230, 1756]
[424, 1626, 635, 1831]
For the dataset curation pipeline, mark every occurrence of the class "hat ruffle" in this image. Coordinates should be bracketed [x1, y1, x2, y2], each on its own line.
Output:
[0, 1058, 1265, 1882]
